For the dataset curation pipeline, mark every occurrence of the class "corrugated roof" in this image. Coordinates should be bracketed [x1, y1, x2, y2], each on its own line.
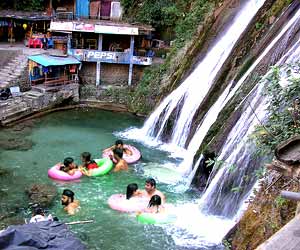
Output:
[28, 54, 81, 67]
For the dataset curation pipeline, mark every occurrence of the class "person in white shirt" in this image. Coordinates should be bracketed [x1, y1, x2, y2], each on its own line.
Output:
[29, 206, 53, 223]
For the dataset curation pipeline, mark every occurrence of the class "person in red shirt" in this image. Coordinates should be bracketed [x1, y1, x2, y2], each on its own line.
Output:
[79, 152, 98, 176]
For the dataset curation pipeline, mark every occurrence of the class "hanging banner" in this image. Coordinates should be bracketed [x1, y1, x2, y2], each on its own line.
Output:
[95, 25, 138, 35]
[74, 23, 95, 32]
[49, 21, 73, 31]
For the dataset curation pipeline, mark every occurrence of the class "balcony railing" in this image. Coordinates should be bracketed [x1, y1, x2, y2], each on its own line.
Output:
[55, 12, 118, 22]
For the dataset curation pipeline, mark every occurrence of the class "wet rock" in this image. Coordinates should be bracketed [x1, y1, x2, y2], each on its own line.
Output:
[26, 184, 57, 208]
[0, 215, 25, 230]
[0, 137, 34, 151]
[0, 123, 35, 151]
[0, 167, 10, 177]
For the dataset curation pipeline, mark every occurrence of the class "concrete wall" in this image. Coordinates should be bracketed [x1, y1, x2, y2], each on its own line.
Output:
[79, 62, 145, 86]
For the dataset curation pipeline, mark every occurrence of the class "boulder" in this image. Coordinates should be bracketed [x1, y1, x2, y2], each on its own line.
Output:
[25, 184, 57, 208]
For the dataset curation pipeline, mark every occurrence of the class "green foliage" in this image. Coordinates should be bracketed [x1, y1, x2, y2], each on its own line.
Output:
[129, 64, 164, 113]
[205, 157, 224, 169]
[255, 22, 264, 30]
[231, 186, 242, 193]
[120, 0, 136, 15]
[254, 167, 266, 178]
[0, 0, 44, 11]
[222, 239, 232, 250]
[129, 0, 215, 113]
[174, 0, 213, 48]
[268, 0, 293, 17]
[275, 196, 286, 207]
[122, 0, 189, 32]
[253, 63, 300, 154]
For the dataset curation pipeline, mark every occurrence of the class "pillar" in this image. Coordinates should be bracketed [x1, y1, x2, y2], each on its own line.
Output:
[96, 34, 103, 86]
[128, 35, 135, 86]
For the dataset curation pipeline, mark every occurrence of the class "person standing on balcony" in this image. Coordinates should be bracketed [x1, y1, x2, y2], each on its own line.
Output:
[42, 35, 48, 50]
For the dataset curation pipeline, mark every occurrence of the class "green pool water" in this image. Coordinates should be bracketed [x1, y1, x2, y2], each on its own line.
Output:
[0, 109, 203, 250]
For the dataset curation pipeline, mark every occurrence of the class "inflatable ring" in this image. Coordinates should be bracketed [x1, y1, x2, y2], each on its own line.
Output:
[137, 212, 177, 224]
[102, 144, 141, 164]
[89, 158, 113, 177]
[48, 164, 82, 181]
[108, 194, 149, 213]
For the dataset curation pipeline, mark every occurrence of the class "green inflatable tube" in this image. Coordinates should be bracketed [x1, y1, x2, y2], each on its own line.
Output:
[90, 158, 113, 176]
[137, 212, 177, 225]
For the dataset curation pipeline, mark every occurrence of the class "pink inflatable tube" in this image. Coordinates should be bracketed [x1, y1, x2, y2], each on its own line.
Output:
[48, 164, 82, 181]
[108, 194, 149, 213]
[102, 144, 141, 164]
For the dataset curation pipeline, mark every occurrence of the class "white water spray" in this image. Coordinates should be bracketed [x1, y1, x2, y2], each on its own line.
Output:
[123, 0, 265, 149]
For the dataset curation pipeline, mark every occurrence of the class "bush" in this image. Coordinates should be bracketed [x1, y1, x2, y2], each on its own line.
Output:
[253, 63, 300, 154]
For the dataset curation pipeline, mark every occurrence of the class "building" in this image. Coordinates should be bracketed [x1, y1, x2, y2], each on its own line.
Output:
[47, 0, 154, 86]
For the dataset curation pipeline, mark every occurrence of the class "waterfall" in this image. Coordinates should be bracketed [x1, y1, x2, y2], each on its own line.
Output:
[198, 15, 300, 218]
[136, 0, 265, 147]
[177, 6, 300, 175]
[165, 33, 300, 250]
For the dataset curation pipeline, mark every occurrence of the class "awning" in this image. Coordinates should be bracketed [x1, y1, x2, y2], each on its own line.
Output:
[28, 54, 81, 67]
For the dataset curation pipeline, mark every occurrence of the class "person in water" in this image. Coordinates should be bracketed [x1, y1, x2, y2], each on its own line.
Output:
[61, 189, 80, 215]
[144, 195, 165, 213]
[126, 183, 143, 199]
[143, 178, 166, 203]
[103, 139, 133, 156]
[112, 148, 128, 172]
[29, 205, 54, 223]
[79, 152, 98, 176]
[59, 157, 77, 175]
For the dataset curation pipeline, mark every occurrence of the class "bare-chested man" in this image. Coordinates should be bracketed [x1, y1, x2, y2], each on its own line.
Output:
[112, 148, 128, 172]
[61, 189, 80, 215]
[142, 178, 166, 203]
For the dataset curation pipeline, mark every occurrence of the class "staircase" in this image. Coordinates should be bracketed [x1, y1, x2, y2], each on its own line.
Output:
[0, 54, 28, 89]
[0, 47, 45, 89]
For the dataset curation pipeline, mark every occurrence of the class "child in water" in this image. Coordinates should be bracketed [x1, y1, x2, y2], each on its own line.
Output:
[144, 195, 165, 213]
[79, 152, 98, 176]
[29, 205, 54, 223]
[126, 183, 143, 199]
[59, 157, 77, 175]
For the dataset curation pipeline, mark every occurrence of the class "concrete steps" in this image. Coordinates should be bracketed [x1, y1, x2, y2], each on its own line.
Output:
[0, 106, 32, 125]
[0, 53, 28, 89]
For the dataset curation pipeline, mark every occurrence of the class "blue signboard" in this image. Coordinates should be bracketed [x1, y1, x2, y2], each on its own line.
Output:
[76, 0, 90, 18]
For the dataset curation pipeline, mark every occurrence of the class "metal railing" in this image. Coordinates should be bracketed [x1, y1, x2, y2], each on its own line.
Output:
[54, 12, 120, 22]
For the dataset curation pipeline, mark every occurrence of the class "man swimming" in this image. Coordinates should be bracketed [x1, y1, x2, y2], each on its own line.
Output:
[112, 148, 128, 172]
[61, 189, 80, 215]
[142, 178, 166, 203]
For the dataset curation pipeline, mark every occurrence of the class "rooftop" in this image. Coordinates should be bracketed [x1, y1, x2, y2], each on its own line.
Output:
[0, 10, 50, 21]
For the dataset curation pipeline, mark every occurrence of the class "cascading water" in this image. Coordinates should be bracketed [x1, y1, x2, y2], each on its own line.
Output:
[200, 44, 300, 219]
[166, 30, 300, 249]
[177, 6, 300, 176]
[125, 0, 265, 148]
[197, 8, 300, 218]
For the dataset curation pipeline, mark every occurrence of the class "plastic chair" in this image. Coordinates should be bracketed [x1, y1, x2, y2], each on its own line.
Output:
[33, 39, 42, 48]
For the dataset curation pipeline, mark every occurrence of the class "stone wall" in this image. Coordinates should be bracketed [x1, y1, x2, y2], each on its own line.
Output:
[14, 64, 30, 92]
[79, 62, 144, 86]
